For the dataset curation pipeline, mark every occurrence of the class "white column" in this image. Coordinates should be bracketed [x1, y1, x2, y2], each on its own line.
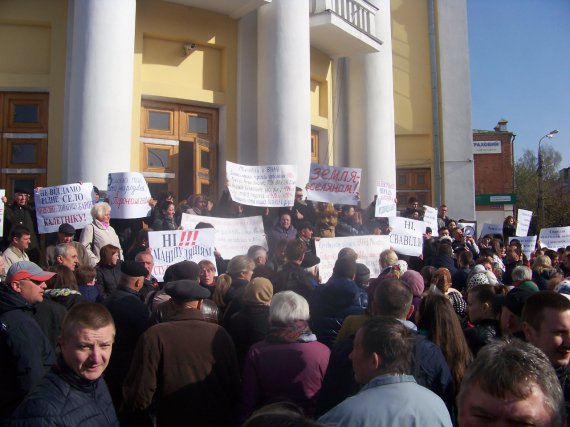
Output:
[257, 0, 311, 186]
[236, 10, 258, 165]
[63, 0, 136, 189]
[346, 0, 396, 206]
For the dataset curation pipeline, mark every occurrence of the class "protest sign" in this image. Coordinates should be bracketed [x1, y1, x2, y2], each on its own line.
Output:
[181, 213, 268, 259]
[375, 181, 397, 217]
[423, 206, 439, 237]
[148, 228, 216, 281]
[226, 161, 297, 207]
[306, 164, 361, 205]
[0, 189, 4, 237]
[516, 209, 533, 236]
[315, 235, 391, 283]
[35, 183, 94, 234]
[388, 217, 424, 257]
[458, 222, 477, 238]
[539, 227, 570, 251]
[107, 172, 151, 219]
[479, 223, 503, 238]
[509, 236, 537, 260]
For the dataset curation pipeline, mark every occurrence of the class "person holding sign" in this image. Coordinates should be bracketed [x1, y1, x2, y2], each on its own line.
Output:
[79, 202, 123, 262]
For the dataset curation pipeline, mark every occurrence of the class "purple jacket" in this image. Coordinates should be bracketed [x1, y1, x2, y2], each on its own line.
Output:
[239, 339, 330, 423]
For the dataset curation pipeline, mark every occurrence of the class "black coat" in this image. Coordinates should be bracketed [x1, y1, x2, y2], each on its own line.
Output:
[103, 287, 150, 407]
[463, 319, 500, 356]
[96, 262, 122, 298]
[0, 288, 56, 420]
[227, 304, 270, 368]
[8, 359, 119, 426]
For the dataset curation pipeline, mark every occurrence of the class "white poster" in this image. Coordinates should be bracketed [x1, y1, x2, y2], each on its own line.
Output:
[35, 183, 94, 234]
[0, 189, 4, 238]
[422, 206, 439, 237]
[375, 182, 397, 217]
[479, 223, 503, 238]
[181, 213, 268, 259]
[306, 164, 361, 205]
[539, 227, 570, 251]
[148, 228, 216, 282]
[516, 209, 533, 237]
[107, 172, 152, 219]
[315, 235, 391, 283]
[388, 217, 424, 257]
[226, 161, 297, 207]
[509, 236, 537, 260]
[458, 222, 477, 238]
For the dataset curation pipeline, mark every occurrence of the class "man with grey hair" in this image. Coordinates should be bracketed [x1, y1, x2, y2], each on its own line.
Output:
[45, 223, 94, 268]
[247, 245, 268, 267]
[53, 243, 79, 271]
[457, 338, 565, 427]
[511, 265, 532, 285]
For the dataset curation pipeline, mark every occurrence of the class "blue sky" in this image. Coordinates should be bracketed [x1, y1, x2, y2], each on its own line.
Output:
[467, 0, 570, 168]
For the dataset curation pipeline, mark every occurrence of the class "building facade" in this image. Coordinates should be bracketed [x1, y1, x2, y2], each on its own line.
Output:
[473, 119, 515, 225]
[0, 0, 474, 219]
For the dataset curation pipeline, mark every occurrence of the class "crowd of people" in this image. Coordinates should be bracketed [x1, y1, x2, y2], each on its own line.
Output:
[0, 186, 569, 426]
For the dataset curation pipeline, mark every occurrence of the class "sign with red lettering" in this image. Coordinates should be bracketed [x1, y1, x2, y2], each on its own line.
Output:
[35, 183, 94, 234]
[306, 164, 361, 205]
[107, 172, 152, 219]
[148, 228, 216, 281]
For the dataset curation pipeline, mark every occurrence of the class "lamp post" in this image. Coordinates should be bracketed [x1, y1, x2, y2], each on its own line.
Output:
[537, 129, 559, 230]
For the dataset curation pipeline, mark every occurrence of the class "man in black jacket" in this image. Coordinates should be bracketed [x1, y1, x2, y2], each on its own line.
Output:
[0, 261, 55, 421]
[9, 302, 119, 426]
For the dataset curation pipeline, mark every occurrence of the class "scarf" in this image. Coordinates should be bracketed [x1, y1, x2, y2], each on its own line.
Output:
[265, 320, 316, 343]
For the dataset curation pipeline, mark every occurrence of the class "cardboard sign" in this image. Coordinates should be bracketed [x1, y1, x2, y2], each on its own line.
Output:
[315, 235, 391, 283]
[388, 217, 424, 257]
[479, 223, 503, 238]
[107, 172, 151, 219]
[539, 227, 570, 251]
[509, 236, 537, 260]
[180, 213, 268, 259]
[148, 228, 216, 282]
[423, 206, 439, 237]
[516, 209, 533, 237]
[306, 164, 361, 205]
[226, 161, 297, 207]
[35, 183, 94, 234]
[375, 182, 397, 217]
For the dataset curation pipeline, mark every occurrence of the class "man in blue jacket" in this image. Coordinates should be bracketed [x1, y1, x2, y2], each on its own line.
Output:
[8, 302, 119, 426]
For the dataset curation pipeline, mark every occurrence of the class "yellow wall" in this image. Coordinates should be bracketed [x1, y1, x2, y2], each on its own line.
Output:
[391, 0, 434, 168]
[310, 47, 332, 164]
[0, 0, 68, 185]
[133, 0, 238, 166]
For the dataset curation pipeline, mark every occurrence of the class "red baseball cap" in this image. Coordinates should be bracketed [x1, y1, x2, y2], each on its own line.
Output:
[6, 261, 56, 283]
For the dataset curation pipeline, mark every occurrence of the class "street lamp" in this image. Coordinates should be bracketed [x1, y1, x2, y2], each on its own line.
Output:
[537, 129, 559, 230]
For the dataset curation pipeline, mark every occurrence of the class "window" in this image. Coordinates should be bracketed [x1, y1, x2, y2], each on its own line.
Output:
[0, 93, 48, 196]
[311, 130, 319, 163]
[396, 168, 432, 209]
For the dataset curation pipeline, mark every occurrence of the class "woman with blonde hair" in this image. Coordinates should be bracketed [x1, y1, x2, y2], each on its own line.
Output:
[532, 254, 555, 290]
[430, 267, 467, 319]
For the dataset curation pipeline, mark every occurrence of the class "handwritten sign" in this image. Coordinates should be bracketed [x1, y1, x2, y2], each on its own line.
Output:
[479, 223, 503, 238]
[148, 228, 216, 282]
[388, 217, 424, 257]
[0, 189, 4, 238]
[226, 161, 297, 207]
[509, 236, 537, 260]
[107, 172, 151, 219]
[539, 227, 570, 251]
[35, 183, 94, 234]
[375, 182, 397, 217]
[181, 213, 268, 259]
[516, 209, 533, 237]
[315, 235, 391, 283]
[423, 206, 439, 237]
[306, 164, 361, 205]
